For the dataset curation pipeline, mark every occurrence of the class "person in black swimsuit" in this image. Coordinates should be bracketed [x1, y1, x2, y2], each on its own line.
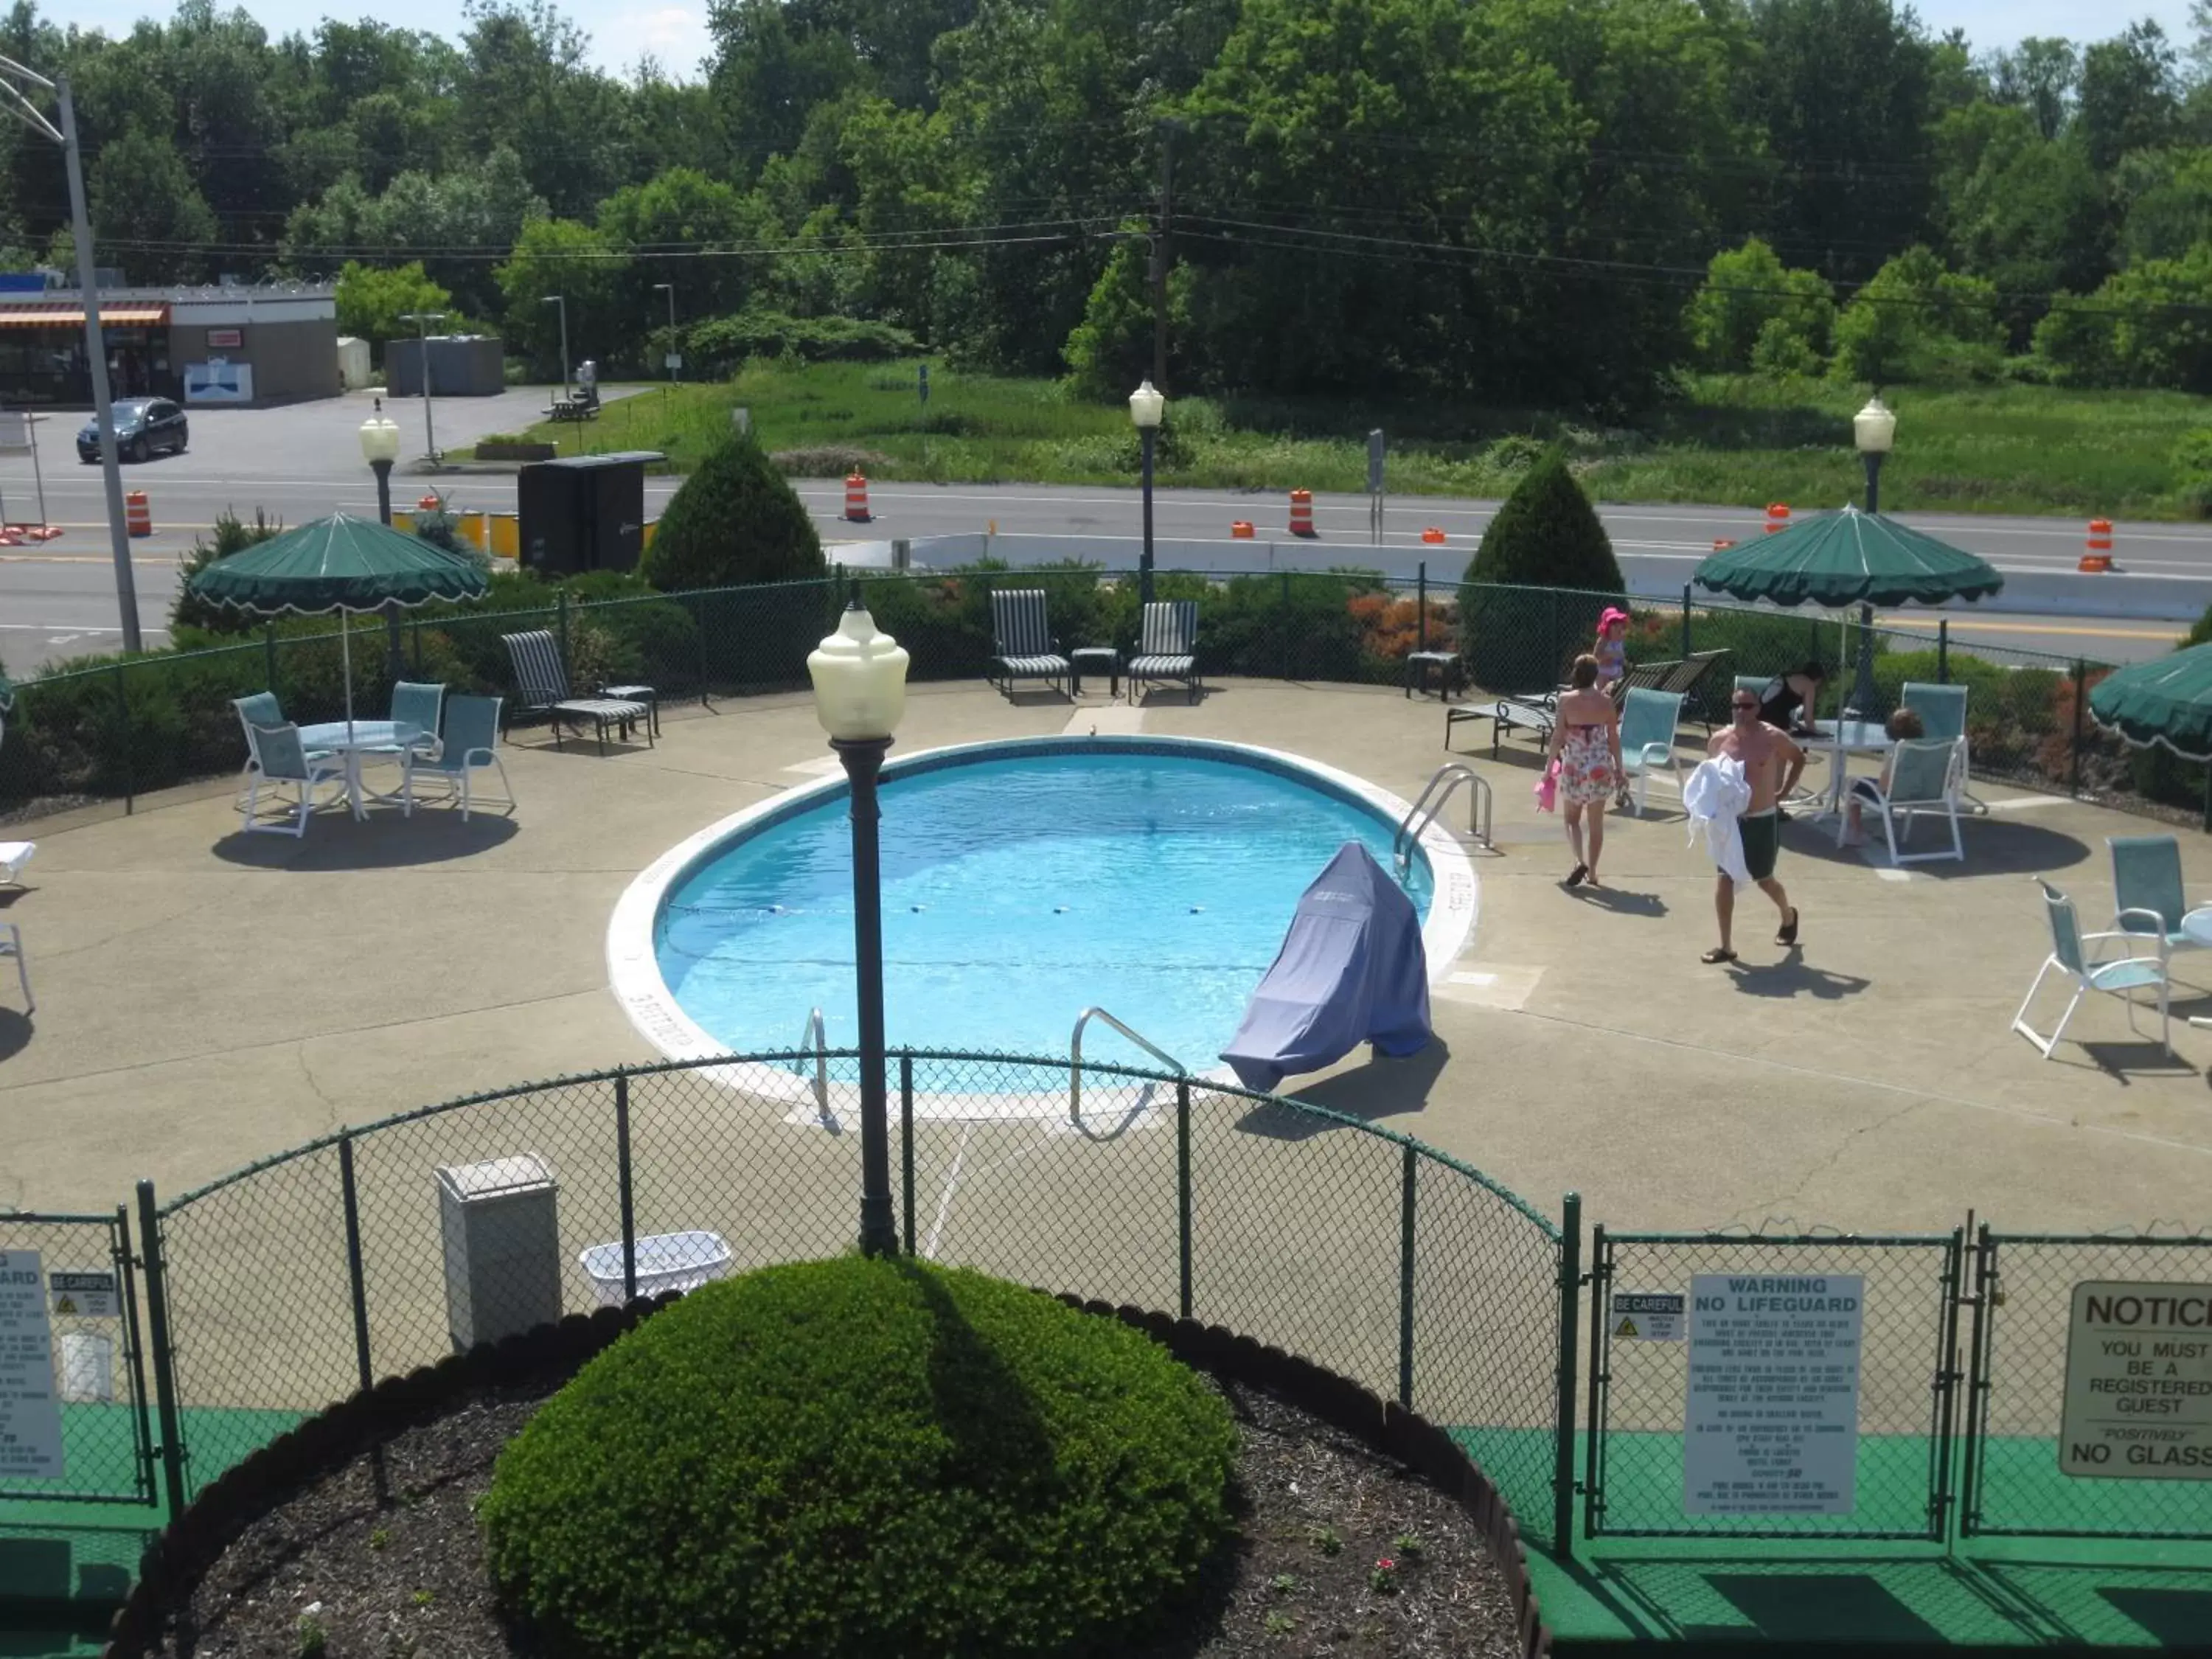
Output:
[1757, 661, 1828, 735]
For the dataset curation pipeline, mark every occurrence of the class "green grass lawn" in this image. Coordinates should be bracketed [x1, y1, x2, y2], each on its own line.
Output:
[520, 364, 2212, 519]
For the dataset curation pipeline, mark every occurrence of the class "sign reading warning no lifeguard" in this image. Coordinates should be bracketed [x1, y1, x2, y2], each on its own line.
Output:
[2060, 1282, 2212, 1480]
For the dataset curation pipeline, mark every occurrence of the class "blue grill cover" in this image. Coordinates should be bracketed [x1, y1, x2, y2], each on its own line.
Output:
[1220, 841, 1432, 1091]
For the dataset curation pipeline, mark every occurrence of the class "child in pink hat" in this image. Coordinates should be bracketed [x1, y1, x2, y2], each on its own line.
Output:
[1593, 608, 1631, 804]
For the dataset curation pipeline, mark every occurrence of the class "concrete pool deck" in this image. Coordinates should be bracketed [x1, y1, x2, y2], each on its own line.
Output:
[0, 676, 2205, 1237]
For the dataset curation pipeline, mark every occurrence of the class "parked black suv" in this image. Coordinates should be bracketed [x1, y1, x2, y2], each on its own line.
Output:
[76, 398, 189, 463]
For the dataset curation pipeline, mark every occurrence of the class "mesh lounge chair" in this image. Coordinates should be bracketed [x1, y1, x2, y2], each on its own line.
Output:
[501, 630, 651, 753]
[1618, 688, 1687, 815]
[241, 723, 347, 838]
[232, 692, 286, 798]
[1129, 600, 1200, 703]
[987, 589, 1071, 699]
[403, 695, 513, 821]
[1836, 737, 1965, 864]
[2109, 834, 2207, 963]
[1901, 681, 1986, 815]
[2014, 880, 2171, 1059]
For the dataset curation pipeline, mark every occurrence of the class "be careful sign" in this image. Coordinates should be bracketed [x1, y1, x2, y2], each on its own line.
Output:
[1610, 1291, 1685, 1342]
[49, 1272, 118, 1320]
[2060, 1282, 2212, 1480]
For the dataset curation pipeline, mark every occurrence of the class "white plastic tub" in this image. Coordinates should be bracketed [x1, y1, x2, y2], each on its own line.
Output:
[578, 1230, 732, 1307]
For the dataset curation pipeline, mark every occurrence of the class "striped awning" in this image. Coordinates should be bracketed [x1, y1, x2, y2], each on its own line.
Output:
[0, 303, 169, 327]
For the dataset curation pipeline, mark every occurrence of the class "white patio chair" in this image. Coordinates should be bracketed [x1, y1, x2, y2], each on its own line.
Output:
[0, 922, 29, 1013]
[1836, 737, 1966, 865]
[0, 841, 31, 886]
[241, 723, 347, 838]
[1618, 687, 1687, 815]
[2014, 880, 2171, 1060]
[403, 695, 513, 821]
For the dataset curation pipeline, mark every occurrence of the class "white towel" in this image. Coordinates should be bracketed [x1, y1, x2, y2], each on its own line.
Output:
[1683, 757, 1752, 888]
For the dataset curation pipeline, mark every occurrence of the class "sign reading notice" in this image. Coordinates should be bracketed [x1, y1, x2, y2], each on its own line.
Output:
[1683, 1273, 1863, 1515]
[0, 1249, 65, 1478]
[1611, 1291, 1685, 1342]
[2060, 1281, 2212, 1479]
[49, 1272, 118, 1319]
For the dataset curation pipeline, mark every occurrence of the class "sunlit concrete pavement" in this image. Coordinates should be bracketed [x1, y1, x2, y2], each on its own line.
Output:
[0, 678, 2202, 1239]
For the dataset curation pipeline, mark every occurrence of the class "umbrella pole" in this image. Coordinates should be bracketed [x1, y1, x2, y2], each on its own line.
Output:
[342, 614, 355, 737]
[1851, 602, 1878, 717]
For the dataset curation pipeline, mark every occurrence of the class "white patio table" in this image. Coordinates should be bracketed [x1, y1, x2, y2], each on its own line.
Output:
[296, 720, 432, 821]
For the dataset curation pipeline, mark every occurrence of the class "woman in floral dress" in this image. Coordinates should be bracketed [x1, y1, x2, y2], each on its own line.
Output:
[1545, 655, 1623, 888]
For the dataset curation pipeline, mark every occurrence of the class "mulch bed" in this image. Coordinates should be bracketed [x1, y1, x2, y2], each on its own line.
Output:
[158, 1373, 1523, 1659]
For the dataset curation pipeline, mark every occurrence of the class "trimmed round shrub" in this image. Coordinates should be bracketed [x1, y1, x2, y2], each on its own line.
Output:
[641, 428, 826, 592]
[480, 1256, 1239, 1659]
[1458, 450, 1624, 692]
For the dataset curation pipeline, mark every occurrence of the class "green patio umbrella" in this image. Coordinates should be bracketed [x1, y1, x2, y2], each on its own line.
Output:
[1694, 504, 2003, 714]
[2087, 643, 2212, 762]
[187, 512, 487, 731]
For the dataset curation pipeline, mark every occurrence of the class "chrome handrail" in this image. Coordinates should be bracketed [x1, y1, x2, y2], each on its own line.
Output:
[792, 1006, 831, 1121]
[1396, 762, 1492, 869]
[1070, 1006, 1184, 1130]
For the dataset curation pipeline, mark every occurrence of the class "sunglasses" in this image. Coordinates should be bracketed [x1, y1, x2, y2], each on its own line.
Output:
[1731, 700, 1759, 710]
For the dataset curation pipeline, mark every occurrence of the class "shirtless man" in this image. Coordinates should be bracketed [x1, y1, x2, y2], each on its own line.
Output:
[1704, 689, 1806, 964]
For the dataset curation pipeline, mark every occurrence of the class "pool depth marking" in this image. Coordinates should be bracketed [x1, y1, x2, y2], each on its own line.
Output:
[607, 735, 1478, 1120]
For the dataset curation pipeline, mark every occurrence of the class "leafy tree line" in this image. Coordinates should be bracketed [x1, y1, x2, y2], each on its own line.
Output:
[14, 0, 2212, 400]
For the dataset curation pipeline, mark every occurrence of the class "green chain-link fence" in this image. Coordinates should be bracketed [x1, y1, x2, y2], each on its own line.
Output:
[133, 1051, 1573, 1549]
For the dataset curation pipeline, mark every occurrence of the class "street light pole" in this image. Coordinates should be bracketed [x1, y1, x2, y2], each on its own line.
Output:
[1850, 394, 1898, 717]
[653, 282, 677, 384]
[1128, 379, 1165, 607]
[361, 401, 405, 677]
[542, 295, 569, 401]
[0, 60, 142, 652]
[398, 310, 445, 465]
[807, 582, 911, 1260]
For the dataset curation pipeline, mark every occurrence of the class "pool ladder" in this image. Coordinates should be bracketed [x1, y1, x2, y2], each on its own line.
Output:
[1070, 1006, 1184, 1131]
[1395, 763, 1492, 872]
[791, 1006, 832, 1124]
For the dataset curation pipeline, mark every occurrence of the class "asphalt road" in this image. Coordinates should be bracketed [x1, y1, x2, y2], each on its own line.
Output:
[1, 386, 2201, 673]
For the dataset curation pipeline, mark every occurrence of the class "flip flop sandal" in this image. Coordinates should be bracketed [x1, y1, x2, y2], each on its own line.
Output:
[1565, 863, 1588, 888]
[1777, 908, 1801, 946]
[1701, 947, 1738, 964]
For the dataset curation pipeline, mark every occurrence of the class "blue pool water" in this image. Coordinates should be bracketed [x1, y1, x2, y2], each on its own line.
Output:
[656, 748, 1432, 1070]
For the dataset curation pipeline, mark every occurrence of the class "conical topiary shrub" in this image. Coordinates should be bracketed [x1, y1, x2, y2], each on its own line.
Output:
[641, 429, 827, 592]
[1458, 451, 1625, 694]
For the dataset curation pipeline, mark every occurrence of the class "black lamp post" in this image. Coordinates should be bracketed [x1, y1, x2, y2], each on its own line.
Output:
[1130, 378, 1164, 605]
[807, 580, 911, 1259]
[360, 400, 405, 677]
[1848, 394, 1898, 716]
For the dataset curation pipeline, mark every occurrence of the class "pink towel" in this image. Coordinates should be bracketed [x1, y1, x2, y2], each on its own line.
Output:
[1535, 758, 1560, 813]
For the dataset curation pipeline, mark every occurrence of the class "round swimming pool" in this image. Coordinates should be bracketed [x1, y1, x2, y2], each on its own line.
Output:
[609, 737, 1475, 1101]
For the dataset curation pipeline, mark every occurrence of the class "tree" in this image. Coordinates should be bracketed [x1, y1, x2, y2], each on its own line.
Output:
[2037, 243, 2212, 389]
[1830, 246, 2005, 383]
[1683, 239, 1835, 372]
[89, 127, 219, 284]
[2079, 20, 2180, 172]
[641, 431, 827, 591]
[493, 218, 629, 368]
[1458, 452, 1624, 691]
[1986, 36, 2078, 140]
[334, 262, 456, 359]
[2116, 146, 2212, 262]
[1935, 103, 2109, 338]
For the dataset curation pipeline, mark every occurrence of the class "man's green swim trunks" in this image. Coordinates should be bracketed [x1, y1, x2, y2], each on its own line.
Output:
[1736, 809, 1778, 881]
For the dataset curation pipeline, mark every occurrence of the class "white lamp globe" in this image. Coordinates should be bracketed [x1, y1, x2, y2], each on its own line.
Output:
[358, 411, 401, 465]
[1853, 394, 1896, 455]
[807, 592, 910, 742]
[1127, 379, 1165, 429]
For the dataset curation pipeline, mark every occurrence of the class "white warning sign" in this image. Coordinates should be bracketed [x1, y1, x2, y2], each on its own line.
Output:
[2059, 1281, 2212, 1480]
[1683, 1273, 1863, 1515]
[0, 1250, 65, 1478]
[1610, 1291, 1685, 1342]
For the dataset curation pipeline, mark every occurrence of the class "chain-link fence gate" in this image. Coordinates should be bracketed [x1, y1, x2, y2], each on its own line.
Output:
[1584, 1228, 1964, 1540]
[0, 1209, 156, 1508]
[1962, 1228, 2212, 1540]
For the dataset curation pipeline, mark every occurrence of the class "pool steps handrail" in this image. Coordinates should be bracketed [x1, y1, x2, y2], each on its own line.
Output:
[1396, 763, 1492, 870]
[792, 1006, 831, 1121]
[1071, 1006, 1185, 1129]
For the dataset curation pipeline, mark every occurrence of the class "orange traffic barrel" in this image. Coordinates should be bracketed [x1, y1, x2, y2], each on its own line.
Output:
[417, 493, 441, 512]
[1764, 503, 1790, 535]
[1288, 488, 1316, 538]
[1421, 526, 1447, 544]
[1713, 538, 1737, 552]
[2080, 518, 2114, 572]
[844, 472, 872, 523]
[1230, 520, 1255, 539]
[125, 491, 151, 537]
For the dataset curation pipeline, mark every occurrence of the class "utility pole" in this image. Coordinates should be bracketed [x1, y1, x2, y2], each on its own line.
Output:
[1152, 119, 1179, 392]
[0, 60, 141, 652]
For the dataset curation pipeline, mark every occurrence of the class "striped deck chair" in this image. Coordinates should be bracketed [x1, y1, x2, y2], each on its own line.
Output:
[987, 589, 1071, 699]
[501, 629, 652, 754]
[1129, 600, 1200, 703]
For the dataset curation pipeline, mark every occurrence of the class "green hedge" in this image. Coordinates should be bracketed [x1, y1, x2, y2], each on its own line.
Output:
[481, 1257, 1237, 1659]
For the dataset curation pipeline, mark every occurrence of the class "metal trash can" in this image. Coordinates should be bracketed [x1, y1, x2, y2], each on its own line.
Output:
[436, 1155, 561, 1352]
